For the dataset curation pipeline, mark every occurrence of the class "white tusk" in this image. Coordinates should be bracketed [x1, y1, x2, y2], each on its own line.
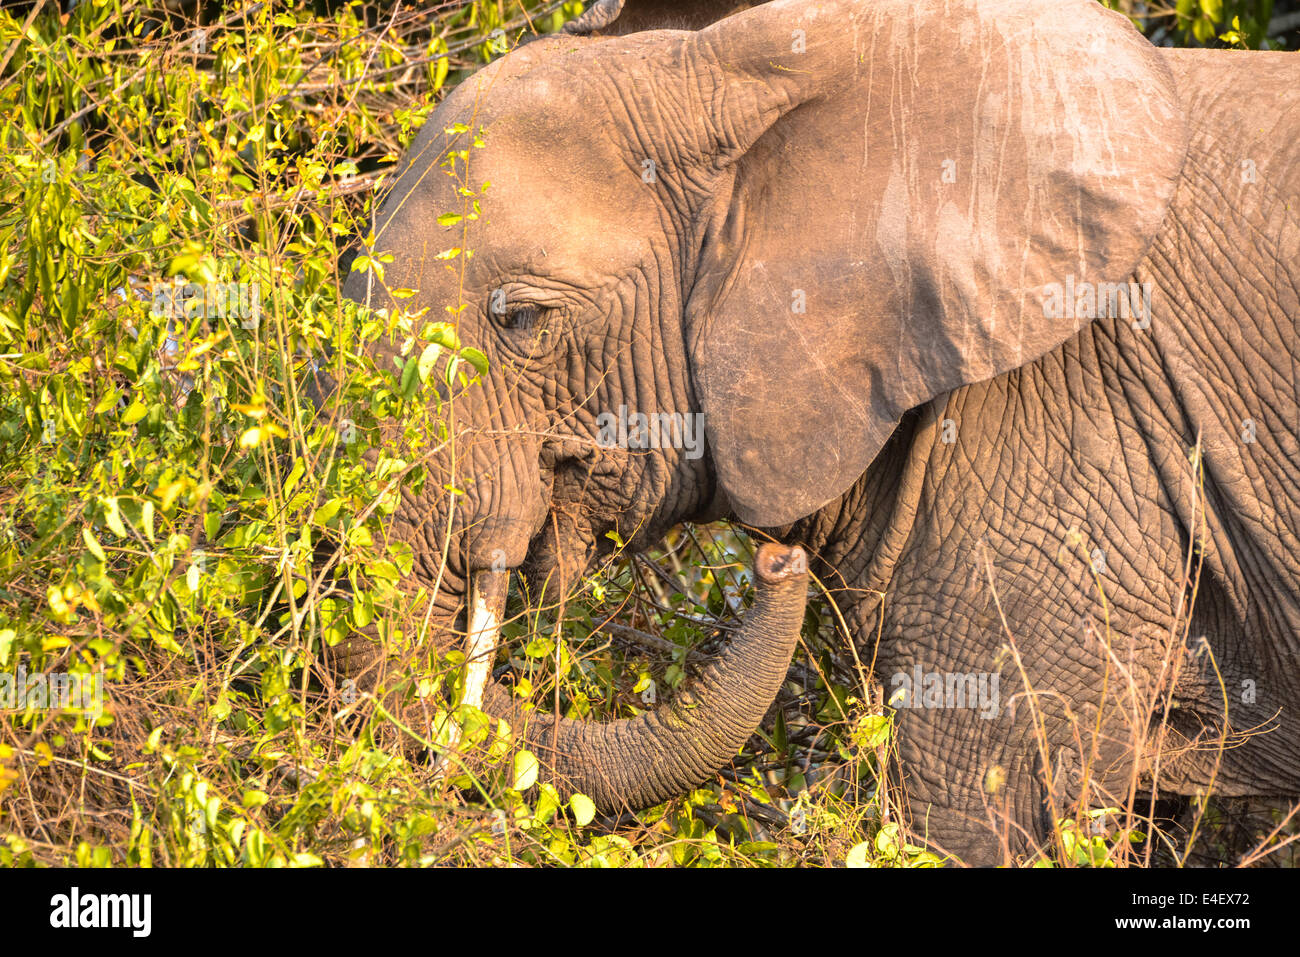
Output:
[434, 569, 508, 774]
[462, 570, 507, 710]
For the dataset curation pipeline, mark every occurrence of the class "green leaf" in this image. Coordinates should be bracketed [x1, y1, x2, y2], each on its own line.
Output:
[524, 637, 554, 658]
[417, 343, 441, 382]
[534, 784, 561, 826]
[103, 498, 126, 538]
[432, 40, 450, 90]
[283, 457, 306, 495]
[400, 354, 420, 398]
[121, 400, 149, 425]
[513, 750, 538, 791]
[436, 212, 463, 227]
[570, 794, 596, 827]
[82, 527, 106, 562]
[875, 822, 902, 859]
[846, 842, 872, 868]
[367, 560, 401, 583]
[92, 387, 120, 414]
[428, 324, 460, 350]
[461, 347, 488, 376]
[313, 499, 342, 526]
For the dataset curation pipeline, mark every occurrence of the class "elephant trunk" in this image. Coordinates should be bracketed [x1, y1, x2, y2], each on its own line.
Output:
[478, 543, 808, 812]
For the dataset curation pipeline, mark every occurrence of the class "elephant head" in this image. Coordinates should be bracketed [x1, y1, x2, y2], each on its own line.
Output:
[338, 0, 1187, 811]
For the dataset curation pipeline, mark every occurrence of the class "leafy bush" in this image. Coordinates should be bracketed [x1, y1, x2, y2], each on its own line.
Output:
[0, 0, 908, 869]
[1105, 0, 1286, 48]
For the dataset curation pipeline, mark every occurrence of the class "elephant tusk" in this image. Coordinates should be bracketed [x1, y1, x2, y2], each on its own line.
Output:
[463, 569, 508, 710]
[434, 569, 508, 774]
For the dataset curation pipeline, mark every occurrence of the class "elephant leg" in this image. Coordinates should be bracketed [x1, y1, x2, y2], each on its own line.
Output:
[870, 318, 1201, 865]
[878, 595, 1179, 865]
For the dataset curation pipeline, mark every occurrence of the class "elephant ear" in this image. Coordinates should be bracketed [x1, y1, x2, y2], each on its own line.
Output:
[682, 0, 1188, 526]
[563, 0, 625, 35]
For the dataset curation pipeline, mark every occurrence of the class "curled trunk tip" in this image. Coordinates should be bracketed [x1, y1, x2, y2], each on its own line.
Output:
[755, 543, 808, 584]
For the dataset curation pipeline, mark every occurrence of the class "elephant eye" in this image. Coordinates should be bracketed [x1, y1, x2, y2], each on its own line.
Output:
[490, 300, 542, 331]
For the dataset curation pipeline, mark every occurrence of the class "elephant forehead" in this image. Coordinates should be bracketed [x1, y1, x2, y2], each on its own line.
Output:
[411, 131, 659, 283]
[477, 177, 657, 269]
[378, 138, 658, 285]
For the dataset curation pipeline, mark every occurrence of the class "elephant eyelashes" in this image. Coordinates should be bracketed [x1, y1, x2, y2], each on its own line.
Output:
[491, 302, 542, 331]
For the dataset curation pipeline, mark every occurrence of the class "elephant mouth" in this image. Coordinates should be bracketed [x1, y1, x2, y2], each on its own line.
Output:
[518, 506, 602, 604]
[457, 502, 601, 709]
[427, 486, 601, 709]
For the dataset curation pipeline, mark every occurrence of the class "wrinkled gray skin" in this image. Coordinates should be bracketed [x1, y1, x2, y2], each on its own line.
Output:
[337, 0, 1300, 864]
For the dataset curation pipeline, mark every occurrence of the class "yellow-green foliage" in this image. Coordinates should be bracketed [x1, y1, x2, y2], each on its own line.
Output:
[0, 0, 909, 869]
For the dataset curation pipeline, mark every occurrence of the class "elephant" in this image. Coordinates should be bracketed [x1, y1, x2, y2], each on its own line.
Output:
[330, 0, 1300, 865]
